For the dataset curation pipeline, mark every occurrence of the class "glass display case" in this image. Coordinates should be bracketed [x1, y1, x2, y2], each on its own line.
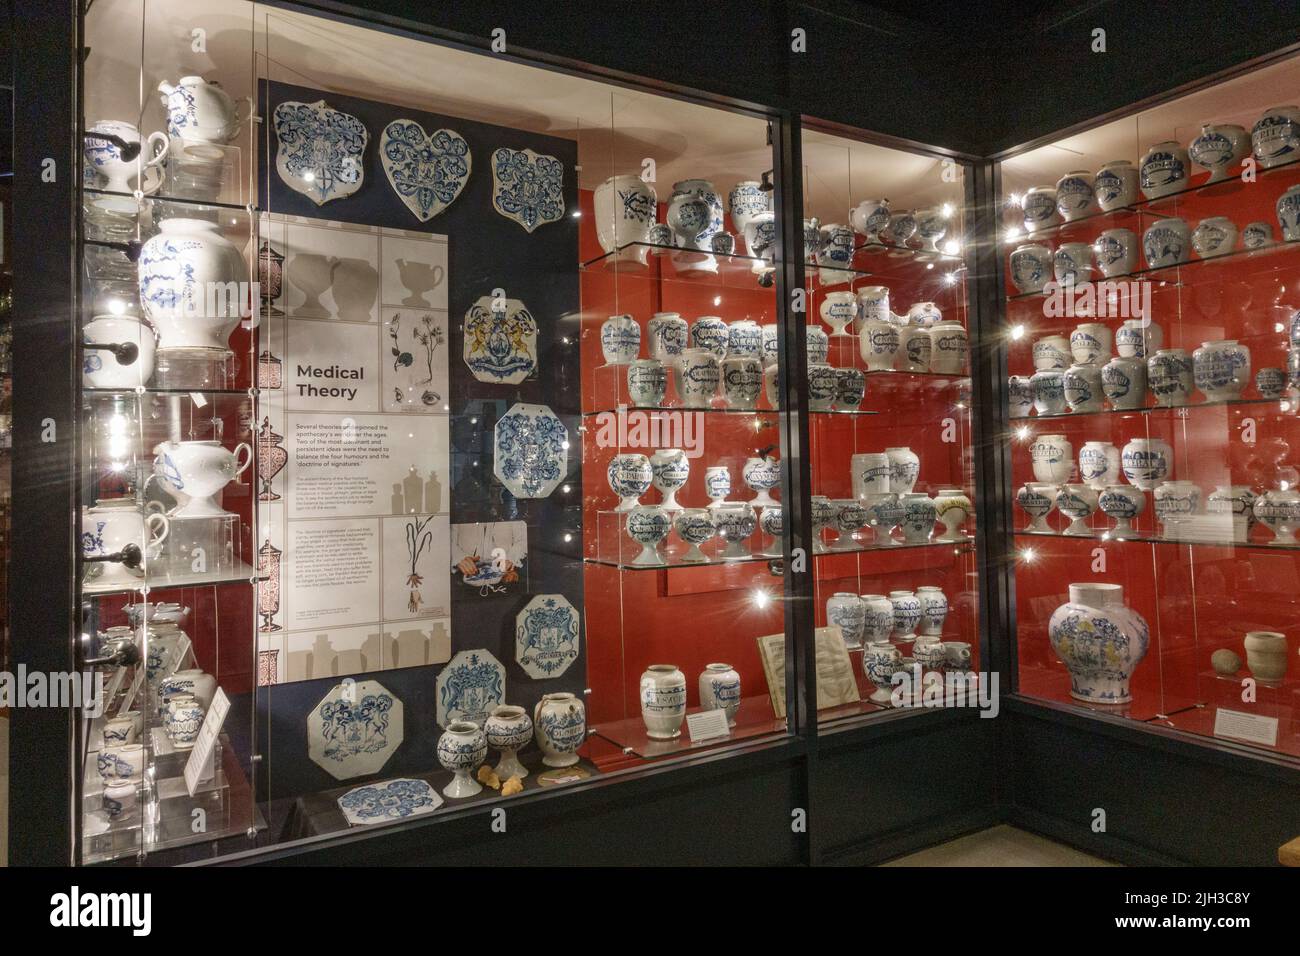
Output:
[800, 127, 981, 720]
[69, 0, 801, 863]
[1000, 52, 1300, 756]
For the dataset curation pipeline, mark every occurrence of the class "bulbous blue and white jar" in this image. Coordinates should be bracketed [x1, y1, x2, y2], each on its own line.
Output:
[1251, 105, 1300, 170]
[863, 492, 904, 544]
[673, 507, 714, 562]
[1189, 123, 1250, 183]
[1102, 355, 1147, 411]
[594, 175, 657, 268]
[855, 594, 892, 645]
[885, 446, 920, 494]
[1053, 242, 1094, 286]
[666, 179, 724, 251]
[720, 356, 760, 410]
[1008, 375, 1034, 418]
[863, 640, 903, 704]
[1056, 483, 1098, 535]
[1093, 228, 1139, 278]
[855, 285, 891, 329]
[1275, 184, 1300, 242]
[802, 217, 822, 264]
[714, 502, 757, 558]
[608, 452, 653, 511]
[647, 311, 688, 367]
[885, 209, 917, 248]
[743, 455, 781, 508]
[818, 222, 856, 283]
[820, 290, 858, 336]
[1063, 363, 1103, 413]
[1098, 484, 1144, 536]
[600, 313, 641, 365]
[859, 316, 900, 371]
[1009, 243, 1052, 294]
[728, 180, 770, 241]
[1191, 216, 1238, 258]
[898, 492, 936, 544]
[1289, 346, 1300, 390]
[808, 496, 835, 553]
[1254, 489, 1300, 544]
[627, 358, 668, 406]
[1147, 348, 1193, 406]
[1079, 440, 1120, 490]
[916, 586, 949, 637]
[907, 301, 943, 328]
[138, 218, 248, 352]
[1018, 482, 1057, 533]
[1031, 433, 1073, 484]
[689, 315, 729, 360]
[850, 198, 891, 241]
[914, 206, 948, 253]
[705, 465, 731, 507]
[1048, 583, 1149, 704]
[806, 326, 830, 365]
[1032, 334, 1071, 370]
[1142, 217, 1190, 268]
[1193, 339, 1250, 401]
[102, 782, 137, 821]
[1070, 322, 1111, 366]
[1139, 141, 1190, 199]
[639, 665, 691, 738]
[627, 504, 672, 565]
[827, 592, 867, 647]
[533, 692, 585, 768]
[744, 212, 777, 273]
[889, 589, 923, 640]
[1153, 480, 1201, 537]
[836, 366, 867, 410]
[1115, 319, 1161, 359]
[1094, 160, 1139, 211]
[436, 720, 488, 799]
[727, 318, 763, 359]
[1256, 367, 1286, 399]
[1031, 368, 1067, 415]
[832, 498, 869, 548]
[1207, 485, 1257, 542]
[1120, 437, 1172, 490]
[1021, 186, 1060, 232]
[1242, 221, 1274, 249]
[759, 505, 784, 555]
[900, 325, 932, 373]
[807, 363, 838, 410]
[650, 448, 689, 511]
[1055, 170, 1097, 221]
[484, 705, 534, 781]
[761, 324, 779, 366]
[913, 636, 947, 670]
[851, 452, 891, 498]
[676, 347, 720, 408]
[164, 694, 204, 749]
[928, 321, 967, 374]
[699, 663, 742, 726]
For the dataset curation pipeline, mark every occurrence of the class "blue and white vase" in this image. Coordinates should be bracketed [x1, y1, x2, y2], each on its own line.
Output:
[1254, 489, 1300, 544]
[1008, 375, 1034, 418]
[1142, 218, 1190, 268]
[915, 207, 948, 253]
[820, 291, 858, 335]
[1094, 160, 1138, 211]
[856, 285, 891, 329]
[1053, 242, 1094, 286]
[729, 181, 770, 247]
[1094, 228, 1138, 277]
[699, 664, 742, 726]
[647, 312, 688, 367]
[1098, 484, 1144, 535]
[863, 641, 903, 704]
[437, 721, 488, 798]
[859, 316, 899, 370]
[933, 489, 971, 542]
[851, 452, 892, 497]
[1256, 367, 1286, 399]
[889, 590, 923, 640]
[836, 367, 867, 409]
[742, 455, 781, 508]
[1055, 170, 1096, 221]
[164, 694, 204, 749]
[1147, 348, 1193, 406]
[722, 357, 762, 409]
[809, 496, 835, 553]
[1191, 216, 1237, 258]
[928, 321, 967, 374]
[1064, 363, 1103, 413]
[1056, 483, 1098, 535]
[1275, 184, 1300, 242]
[650, 448, 690, 510]
[627, 359, 667, 406]
[863, 492, 904, 544]
[1153, 480, 1201, 537]
[1207, 485, 1257, 542]
[1115, 319, 1161, 359]
[600, 314, 641, 365]
[807, 363, 838, 410]
[533, 693, 586, 767]
[884, 209, 917, 249]
[1139, 141, 1189, 199]
[1242, 221, 1274, 249]
[1189, 123, 1250, 183]
[806, 326, 830, 365]
[608, 453, 653, 511]
[1102, 356, 1146, 411]
[1031, 368, 1066, 415]
[1021, 186, 1059, 232]
[728, 319, 764, 359]
[1009, 243, 1052, 293]
[1048, 583, 1149, 703]
[690, 315, 730, 359]
[827, 593, 866, 648]
[594, 174, 657, 267]
[761, 324, 779, 366]
[917, 587, 949, 636]
[1018, 483, 1056, 533]
[860, 594, 894, 644]
[1251, 105, 1300, 170]
[850, 199, 891, 242]
[674, 508, 716, 562]
[1193, 339, 1250, 401]
[759, 505, 784, 556]
[667, 179, 724, 251]
[898, 492, 936, 544]
[1120, 437, 1172, 491]
[627, 504, 672, 565]
[885, 446, 920, 494]
[484, 705, 534, 781]
[676, 348, 721, 409]
[705, 466, 731, 508]
[1070, 322, 1111, 366]
[1030, 433, 1073, 484]
[817, 222, 856, 284]
[832, 498, 869, 548]
[138, 218, 247, 352]
[640, 665, 687, 739]
[1032, 334, 1071, 370]
[914, 637, 947, 669]
[102, 782, 137, 821]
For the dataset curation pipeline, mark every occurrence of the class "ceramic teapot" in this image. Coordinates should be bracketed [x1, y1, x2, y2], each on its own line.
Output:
[158, 76, 250, 145]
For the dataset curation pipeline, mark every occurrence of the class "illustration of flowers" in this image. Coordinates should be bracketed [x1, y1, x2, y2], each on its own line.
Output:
[405, 515, 436, 613]
[389, 312, 444, 406]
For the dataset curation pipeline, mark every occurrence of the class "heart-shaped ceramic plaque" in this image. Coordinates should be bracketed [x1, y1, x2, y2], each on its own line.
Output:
[379, 119, 472, 222]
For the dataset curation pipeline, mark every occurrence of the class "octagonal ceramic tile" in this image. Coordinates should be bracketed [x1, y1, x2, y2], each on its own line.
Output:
[515, 593, 581, 679]
[307, 679, 403, 781]
[463, 294, 537, 384]
[491, 147, 565, 233]
[273, 100, 367, 206]
[436, 649, 505, 729]
[338, 777, 443, 825]
[493, 402, 568, 499]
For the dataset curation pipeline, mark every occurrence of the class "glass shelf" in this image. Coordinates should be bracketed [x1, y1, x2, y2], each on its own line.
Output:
[813, 537, 975, 556]
[591, 696, 786, 759]
[84, 387, 255, 398]
[863, 368, 971, 382]
[1014, 529, 1300, 551]
[585, 551, 778, 571]
[81, 560, 262, 597]
[580, 404, 875, 418]
[85, 186, 255, 215]
[1019, 395, 1293, 421]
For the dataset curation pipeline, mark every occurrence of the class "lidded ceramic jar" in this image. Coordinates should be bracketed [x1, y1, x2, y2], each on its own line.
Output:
[484, 705, 534, 780]
[1048, 583, 1150, 703]
[1094, 159, 1139, 210]
[1192, 339, 1251, 401]
[1055, 170, 1096, 221]
[639, 665, 687, 739]
[699, 663, 742, 726]
[436, 720, 489, 798]
[1139, 141, 1190, 199]
[533, 692, 586, 767]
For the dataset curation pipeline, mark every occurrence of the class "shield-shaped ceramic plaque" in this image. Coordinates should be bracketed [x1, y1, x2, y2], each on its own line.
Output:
[515, 593, 580, 678]
[436, 649, 505, 728]
[379, 119, 471, 222]
[273, 100, 368, 206]
[308, 679, 403, 780]
[493, 402, 568, 499]
[463, 294, 537, 384]
[491, 147, 565, 233]
[338, 777, 443, 825]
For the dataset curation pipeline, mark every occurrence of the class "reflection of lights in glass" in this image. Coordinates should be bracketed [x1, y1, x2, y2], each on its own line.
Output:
[1008, 193, 1022, 207]
[943, 272, 958, 285]
[561, 440, 570, 450]
[1020, 547, 1037, 563]
[926, 263, 934, 270]
[562, 336, 570, 345]
[752, 588, 771, 609]
[106, 411, 130, 470]
[941, 203, 954, 218]
[713, 295, 722, 306]
[1004, 226, 1022, 243]
[564, 533, 573, 542]
[562, 484, 571, 494]
[107, 298, 127, 316]
[1015, 425, 1030, 441]
[1283, 480, 1292, 491]
[943, 239, 961, 256]
[303, 171, 315, 182]
[572, 210, 581, 218]
[1276, 323, 1285, 333]
[1283, 401, 1292, 412]
[1010, 324, 1026, 340]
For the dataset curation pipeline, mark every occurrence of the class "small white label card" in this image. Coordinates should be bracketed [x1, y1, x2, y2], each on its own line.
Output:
[686, 708, 731, 742]
[119, 666, 145, 714]
[1212, 707, 1279, 748]
[184, 687, 231, 796]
